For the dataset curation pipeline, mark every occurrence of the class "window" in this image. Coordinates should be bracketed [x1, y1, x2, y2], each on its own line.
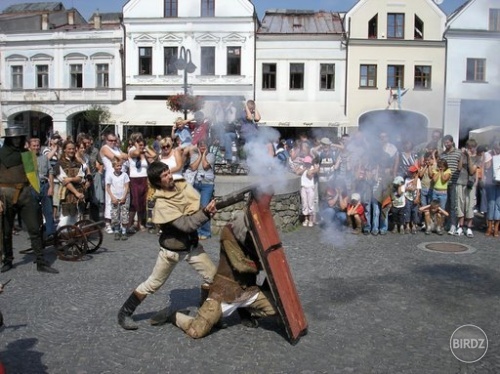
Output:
[11, 66, 23, 89]
[96, 63, 109, 88]
[387, 65, 404, 88]
[489, 9, 500, 31]
[414, 15, 424, 39]
[70, 64, 83, 88]
[466, 58, 486, 82]
[164, 0, 178, 17]
[320, 64, 335, 90]
[289, 63, 304, 90]
[414, 65, 431, 89]
[201, 0, 214, 17]
[227, 47, 241, 75]
[36, 65, 49, 89]
[201, 47, 215, 75]
[360, 64, 377, 88]
[262, 63, 276, 90]
[387, 13, 404, 39]
[368, 14, 378, 38]
[139, 47, 152, 75]
[164, 47, 178, 75]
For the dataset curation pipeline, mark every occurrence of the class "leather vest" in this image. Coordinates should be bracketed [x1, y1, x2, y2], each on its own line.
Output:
[0, 163, 28, 184]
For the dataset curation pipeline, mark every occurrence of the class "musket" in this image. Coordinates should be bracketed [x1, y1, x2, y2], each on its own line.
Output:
[215, 183, 261, 210]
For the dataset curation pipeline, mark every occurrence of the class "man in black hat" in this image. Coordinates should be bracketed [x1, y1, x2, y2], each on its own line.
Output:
[0, 126, 58, 273]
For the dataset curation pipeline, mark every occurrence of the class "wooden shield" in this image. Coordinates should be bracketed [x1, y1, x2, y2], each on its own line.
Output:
[246, 192, 308, 344]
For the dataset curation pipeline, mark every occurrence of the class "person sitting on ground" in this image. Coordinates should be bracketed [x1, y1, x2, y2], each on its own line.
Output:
[320, 179, 348, 230]
[419, 199, 449, 235]
[166, 213, 277, 339]
[346, 193, 366, 234]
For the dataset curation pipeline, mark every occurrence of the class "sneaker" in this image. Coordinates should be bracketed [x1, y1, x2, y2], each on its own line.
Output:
[425, 229, 431, 235]
[466, 228, 474, 238]
[308, 221, 314, 227]
[455, 227, 463, 236]
[371, 231, 379, 236]
[121, 233, 129, 241]
[411, 227, 417, 235]
[105, 226, 114, 234]
[302, 219, 309, 227]
[114, 232, 121, 240]
[436, 227, 444, 235]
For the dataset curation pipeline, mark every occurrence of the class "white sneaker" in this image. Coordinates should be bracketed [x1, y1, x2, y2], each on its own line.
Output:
[455, 227, 463, 236]
[105, 226, 114, 234]
[302, 219, 309, 227]
[308, 221, 314, 227]
[448, 225, 456, 235]
[466, 228, 474, 238]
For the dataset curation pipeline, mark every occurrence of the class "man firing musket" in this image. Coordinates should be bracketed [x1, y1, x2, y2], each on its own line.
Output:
[162, 183, 308, 344]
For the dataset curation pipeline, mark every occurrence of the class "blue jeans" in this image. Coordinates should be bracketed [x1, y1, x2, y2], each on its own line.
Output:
[194, 182, 215, 237]
[33, 181, 56, 237]
[371, 200, 389, 234]
[223, 132, 237, 162]
[320, 206, 347, 228]
[432, 190, 448, 211]
[485, 183, 500, 220]
[421, 188, 433, 207]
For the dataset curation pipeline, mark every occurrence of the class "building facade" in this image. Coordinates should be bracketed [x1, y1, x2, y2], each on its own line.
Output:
[255, 10, 348, 138]
[345, 0, 447, 142]
[0, 3, 123, 141]
[444, 0, 500, 144]
[111, 0, 258, 136]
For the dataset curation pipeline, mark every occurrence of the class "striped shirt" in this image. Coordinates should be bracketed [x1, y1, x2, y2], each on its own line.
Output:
[440, 148, 462, 184]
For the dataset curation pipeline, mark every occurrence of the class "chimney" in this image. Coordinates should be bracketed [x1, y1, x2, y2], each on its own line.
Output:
[41, 13, 49, 30]
[94, 13, 102, 30]
[68, 10, 75, 25]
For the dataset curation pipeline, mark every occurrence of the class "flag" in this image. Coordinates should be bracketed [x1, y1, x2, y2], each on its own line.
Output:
[21, 151, 40, 193]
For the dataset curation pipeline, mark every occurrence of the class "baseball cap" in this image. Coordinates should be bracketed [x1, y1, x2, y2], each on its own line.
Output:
[351, 193, 361, 201]
[393, 176, 404, 185]
[303, 156, 313, 164]
[408, 165, 419, 173]
[320, 137, 332, 146]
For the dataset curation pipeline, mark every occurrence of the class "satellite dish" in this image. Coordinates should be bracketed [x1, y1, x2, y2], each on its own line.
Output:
[434, 0, 444, 5]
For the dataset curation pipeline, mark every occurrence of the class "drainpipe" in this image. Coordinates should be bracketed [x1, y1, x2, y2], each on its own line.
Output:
[119, 14, 127, 101]
[253, 7, 260, 101]
[343, 17, 350, 127]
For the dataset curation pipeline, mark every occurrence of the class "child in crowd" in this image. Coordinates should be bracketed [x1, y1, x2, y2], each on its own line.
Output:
[297, 156, 318, 227]
[347, 193, 366, 234]
[419, 199, 449, 235]
[403, 165, 421, 234]
[390, 176, 406, 234]
[105, 158, 130, 240]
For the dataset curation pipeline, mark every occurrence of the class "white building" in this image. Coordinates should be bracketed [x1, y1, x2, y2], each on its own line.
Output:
[255, 9, 348, 137]
[112, 0, 258, 136]
[0, 3, 123, 141]
[444, 0, 500, 144]
[344, 0, 447, 143]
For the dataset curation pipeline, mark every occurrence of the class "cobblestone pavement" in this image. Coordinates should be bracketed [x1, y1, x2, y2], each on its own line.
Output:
[0, 225, 498, 373]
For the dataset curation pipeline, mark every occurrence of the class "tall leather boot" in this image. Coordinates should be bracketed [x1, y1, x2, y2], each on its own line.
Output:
[118, 291, 146, 330]
[485, 220, 493, 236]
[494, 221, 500, 237]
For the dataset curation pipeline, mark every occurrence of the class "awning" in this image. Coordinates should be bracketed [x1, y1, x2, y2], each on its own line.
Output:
[256, 101, 350, 128]
[108, 100, 180, 127]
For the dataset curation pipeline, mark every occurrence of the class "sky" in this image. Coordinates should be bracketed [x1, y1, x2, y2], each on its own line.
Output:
[1, 0, 469, 20]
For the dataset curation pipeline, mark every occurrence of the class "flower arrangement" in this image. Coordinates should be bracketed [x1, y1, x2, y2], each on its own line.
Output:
[166, 94, 204, 113]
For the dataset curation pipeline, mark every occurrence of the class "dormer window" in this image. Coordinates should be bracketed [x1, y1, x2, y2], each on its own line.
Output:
[368, 14, 378, 38]
[387, 13, 404, 39]
[414, 15, 424, 39]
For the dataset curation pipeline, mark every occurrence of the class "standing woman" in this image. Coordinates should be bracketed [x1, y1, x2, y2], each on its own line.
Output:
[159, 137, 184, 181]
[54, 140, 85, 227]
[100, 132, 129, 234]
[189, 140, 216, 239]
[128, 133, 156, 232]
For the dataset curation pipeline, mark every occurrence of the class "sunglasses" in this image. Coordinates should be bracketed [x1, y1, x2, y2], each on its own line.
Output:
[107, 139, 117, 142]
[162, 145, 172, 149]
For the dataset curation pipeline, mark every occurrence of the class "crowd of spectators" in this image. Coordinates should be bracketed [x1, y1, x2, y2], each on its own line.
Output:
[19, 103, 500, 243]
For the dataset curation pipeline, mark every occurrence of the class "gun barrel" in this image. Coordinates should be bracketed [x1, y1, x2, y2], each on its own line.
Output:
[215, 183, 260, 210]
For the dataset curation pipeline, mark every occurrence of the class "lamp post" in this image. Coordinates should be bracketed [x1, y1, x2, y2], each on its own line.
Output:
[175, 46, 197, 119]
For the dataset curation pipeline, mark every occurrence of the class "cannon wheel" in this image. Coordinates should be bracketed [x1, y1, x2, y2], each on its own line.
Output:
[75, 219, 103, 254]
[55, 225, 88, 261]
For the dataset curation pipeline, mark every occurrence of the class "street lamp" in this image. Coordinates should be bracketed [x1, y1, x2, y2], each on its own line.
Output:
[175, 46, 197, 119]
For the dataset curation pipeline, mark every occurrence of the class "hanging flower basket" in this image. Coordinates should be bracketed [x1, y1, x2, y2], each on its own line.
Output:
[166, 94, 204, 113]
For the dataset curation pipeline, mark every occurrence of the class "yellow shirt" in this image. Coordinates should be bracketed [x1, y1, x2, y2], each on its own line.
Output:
[434, 168, 451, 190]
